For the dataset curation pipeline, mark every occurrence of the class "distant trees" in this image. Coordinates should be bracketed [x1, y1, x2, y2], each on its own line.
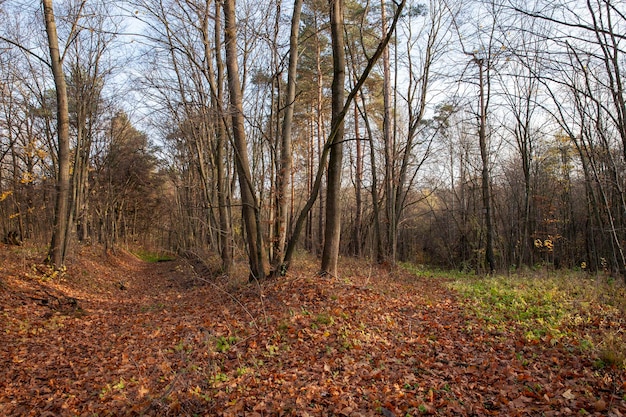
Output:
[1, 0, 626, 280]
[510, 0, 626, 277]
[93, 112, 164, 251]
[130, 0, 404, 278]
[0, 0, 166, 265]
[403, 0, 626, 279]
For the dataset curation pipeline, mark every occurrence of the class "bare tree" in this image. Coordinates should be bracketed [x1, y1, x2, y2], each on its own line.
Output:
[320, 0, 347, 277]
[43, 0, 78, 267]
[450, 0, 507, 273]
[515, 0, 626, 277]
[388, 0, 451, 263]
[273, 0, 303, 274]
[284, 0, 407, 273]
[223, 0, 269, 280]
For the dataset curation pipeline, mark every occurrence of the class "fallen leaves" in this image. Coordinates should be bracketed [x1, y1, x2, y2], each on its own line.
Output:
[0, 246, 625, 416]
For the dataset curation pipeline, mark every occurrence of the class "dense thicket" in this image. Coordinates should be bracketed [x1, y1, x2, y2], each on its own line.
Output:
[1, 0, 625, 280]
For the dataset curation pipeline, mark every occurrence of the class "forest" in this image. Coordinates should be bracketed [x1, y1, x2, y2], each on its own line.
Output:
[1, 0, 626, 279]
[1, 1, 626, 415]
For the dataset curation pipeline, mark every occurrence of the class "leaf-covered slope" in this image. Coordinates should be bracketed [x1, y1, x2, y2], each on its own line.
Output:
[0, 246, 624, 416]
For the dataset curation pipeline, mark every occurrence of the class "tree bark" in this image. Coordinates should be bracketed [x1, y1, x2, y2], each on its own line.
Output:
[43, 0, 71, 267]
[223, 0, 268, 280]
[320, 0, 346, 277]
[381, 0, 396, 264]
[477, 58, 495, 273]
[273, 0, 303, 273]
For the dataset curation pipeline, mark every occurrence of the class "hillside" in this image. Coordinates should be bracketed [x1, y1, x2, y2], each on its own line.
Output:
[1, 244, 625, 416]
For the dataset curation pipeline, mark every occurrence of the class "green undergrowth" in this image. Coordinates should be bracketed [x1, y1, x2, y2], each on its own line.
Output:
[449, 274, 571, 337]
[403, 264, 626, 369]
[452, 273, 626, 368]
[400, 262, 472, 280]
[132, 249, 175, 263]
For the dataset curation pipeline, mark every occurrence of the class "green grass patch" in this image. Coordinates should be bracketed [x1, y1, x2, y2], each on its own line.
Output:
[433, 271, 624, 352]
[314, 313, 335, 326]
[447, 274, 574, 339]
[132, 249, 175, 263]
[446, 272, 626, 369]
[453, 276, 564, 316]
[401, 262, 474, 280]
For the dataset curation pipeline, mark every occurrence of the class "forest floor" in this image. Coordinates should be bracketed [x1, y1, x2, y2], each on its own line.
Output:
[1, 244, 625, 417]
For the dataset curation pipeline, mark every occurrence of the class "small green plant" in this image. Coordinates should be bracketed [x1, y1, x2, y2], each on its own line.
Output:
[209, 372, 229, 386]
[578, 337, 594, 352]
[99, 386, 110, 399]
[99, 378, 127, 399]
[174, 339, 193, 353]
[44, 315, 66, 330]
[315, 313, 334, 326]
[215, 335, 237, 353]
[141, 302, 165, 312]
[113, 378, 126, 390]
[236, 366, 249, 376]
[33, 263, 67, 281]
[266, 343, 279, 356]
[516, 351, 530, 366]
[190, 385, 212, 402]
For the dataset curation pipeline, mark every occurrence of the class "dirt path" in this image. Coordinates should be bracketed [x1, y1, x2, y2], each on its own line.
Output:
[1, 248, 199, 415]
[1, 247, 624, 416]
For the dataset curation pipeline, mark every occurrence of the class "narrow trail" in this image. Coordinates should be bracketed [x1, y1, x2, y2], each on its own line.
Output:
[1, 246, 624, 416]
[1, 248, 196, 416]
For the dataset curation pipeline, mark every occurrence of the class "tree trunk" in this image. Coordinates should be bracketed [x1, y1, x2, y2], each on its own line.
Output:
[353, 101, 362, 257]
[320, 0, 346, 277]
[283, 0, 405, 272]
[223, 0, 267, 280]
[315, 19, 326, 256]
[43, 0, 71, 268]
[273, 0, 303, 273]
[477, 58, 495, 273]
[213, 0, 233, 274]
[380, 0, 396, 263]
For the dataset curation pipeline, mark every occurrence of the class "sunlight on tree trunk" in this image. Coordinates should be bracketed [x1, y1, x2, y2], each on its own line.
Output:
[320, 0, 346, 277]
[223, 0, 268, 280]
[43, 0, 72, 267]
[273, 0, 303, 274]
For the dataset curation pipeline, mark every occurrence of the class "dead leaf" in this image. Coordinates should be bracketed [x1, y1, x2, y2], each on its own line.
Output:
[561, 389, 576, 400]
[138, 385, 149, 398]
[594, 399, 607, 412]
